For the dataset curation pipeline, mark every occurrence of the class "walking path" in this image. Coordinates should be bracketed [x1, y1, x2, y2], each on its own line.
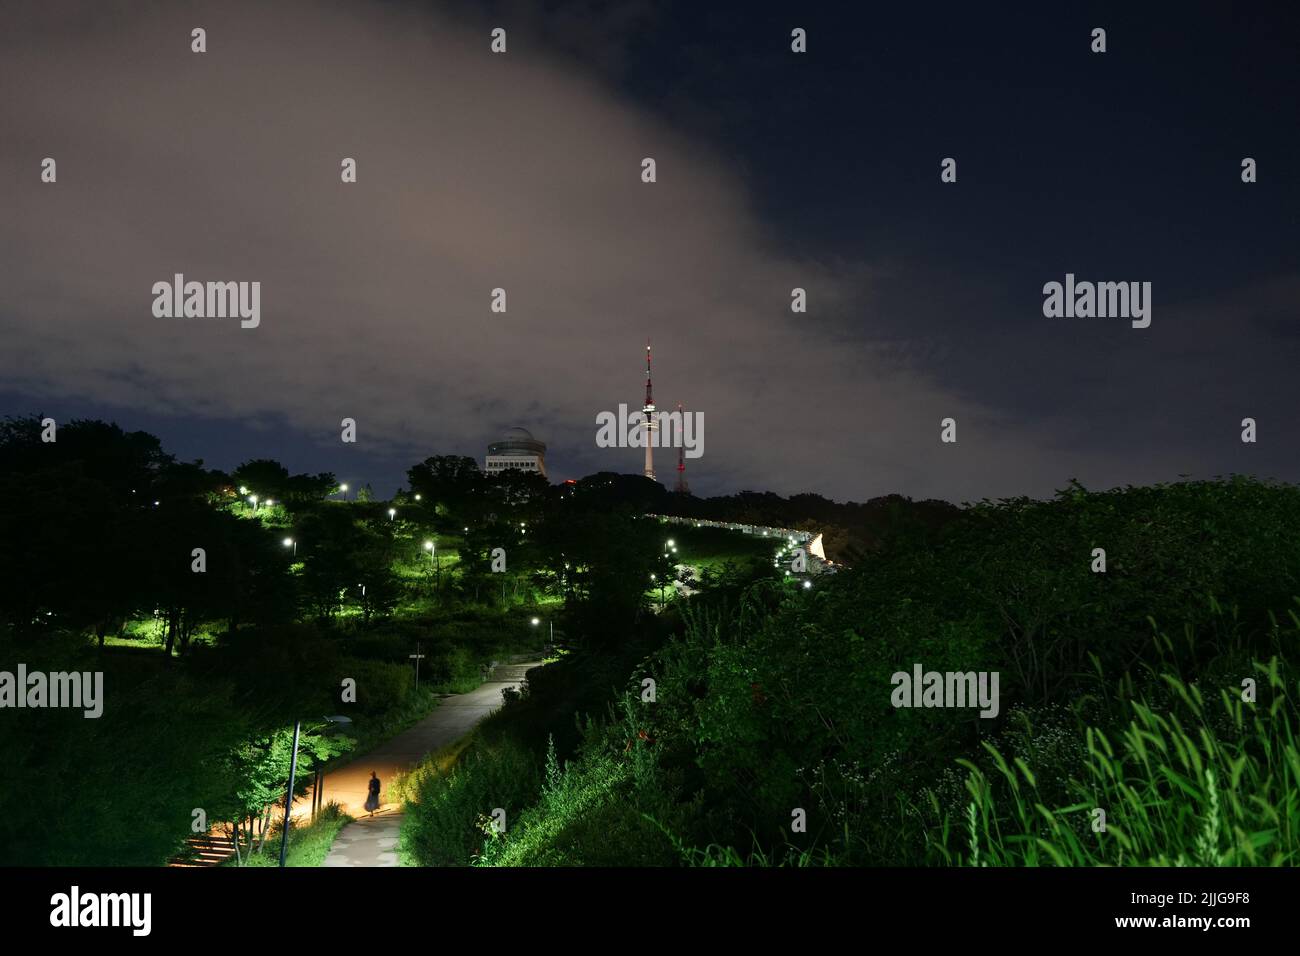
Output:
[317, 662, 537, 867]
[321, 811, 404, 867]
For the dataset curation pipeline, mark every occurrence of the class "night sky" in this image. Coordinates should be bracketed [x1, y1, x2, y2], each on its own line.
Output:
[2, 1, 1297, 502]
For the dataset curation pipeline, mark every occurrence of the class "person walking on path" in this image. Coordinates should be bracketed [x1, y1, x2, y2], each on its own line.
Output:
[365, 771, 381, 817]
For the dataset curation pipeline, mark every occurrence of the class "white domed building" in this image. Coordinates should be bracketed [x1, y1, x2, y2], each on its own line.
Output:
[484, 426, 547, 478]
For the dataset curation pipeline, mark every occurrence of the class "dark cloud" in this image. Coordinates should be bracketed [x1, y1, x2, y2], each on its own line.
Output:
[1, 1, 1296, 502]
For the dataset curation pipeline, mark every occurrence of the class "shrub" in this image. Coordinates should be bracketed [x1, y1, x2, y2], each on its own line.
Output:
[336, 657, 412, 715]
[400, 737, 541, 866]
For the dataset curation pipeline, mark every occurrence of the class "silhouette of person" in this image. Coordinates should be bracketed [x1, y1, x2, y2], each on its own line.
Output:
[365, 771, 381, 817]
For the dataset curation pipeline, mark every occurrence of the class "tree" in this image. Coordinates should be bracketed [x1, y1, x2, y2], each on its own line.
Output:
[215, 721, 354, 865]
[284, 471, 337, 505]
[153, 459, 230, 504]
[537, 511, 661, 646]
[231, 459, 336, 506]
[141, 501, 243, 656]
[0, 418, 171, 642]
[407, 455, 484, 523]
[232, 459, 291, 501]
[296, 508, 402, 622]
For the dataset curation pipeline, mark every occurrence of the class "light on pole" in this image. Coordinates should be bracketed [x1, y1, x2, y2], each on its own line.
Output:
[248, 494, 259, 511]
[278, 718, 302, 868]
[303, 715, 353, 828]
[339, 483, 349, 500]
[283, 537, 296, 557]
[424, 540, 440, 589]
[388, 508, 396, 521]
[531, 616, 553, 646]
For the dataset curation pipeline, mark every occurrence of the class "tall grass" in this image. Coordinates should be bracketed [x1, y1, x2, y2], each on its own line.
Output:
[923, 657, 1299, 866]
[398, 735, 541, 866]
[228, 803, 352, 867]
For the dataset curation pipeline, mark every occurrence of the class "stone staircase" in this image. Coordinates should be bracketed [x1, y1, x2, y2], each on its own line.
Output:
[487, 662, 534, 681]
[168, 832, 237, 868]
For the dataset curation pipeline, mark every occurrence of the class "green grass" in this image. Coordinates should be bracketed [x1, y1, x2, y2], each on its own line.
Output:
[921, 657, 1299, 866]
[664, 524, 774, 576]
[225, 803, 352, 867]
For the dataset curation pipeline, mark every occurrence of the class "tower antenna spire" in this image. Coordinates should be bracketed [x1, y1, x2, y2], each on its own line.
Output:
[675, 401, 689, 494]
[645, 339, 653, 407]
[642, 339, 656, 481]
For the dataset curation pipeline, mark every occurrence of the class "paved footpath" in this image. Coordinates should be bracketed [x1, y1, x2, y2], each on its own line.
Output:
[317, 663, 536, 867]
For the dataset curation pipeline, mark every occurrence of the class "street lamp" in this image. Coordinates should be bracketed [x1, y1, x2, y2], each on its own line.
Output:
[248, 494, 258, 511]
[388, 508, 396, 521]
[278, 718, 302, 868]
[284, 714, 354, 857]
[424, 540, 439, 589]
[283, 537, 296, 557]
[530, 616, 553, 645]
[339, 483, 349, 500]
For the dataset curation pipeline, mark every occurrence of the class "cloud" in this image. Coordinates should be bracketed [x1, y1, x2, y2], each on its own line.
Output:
[2, 1, 1292, 503]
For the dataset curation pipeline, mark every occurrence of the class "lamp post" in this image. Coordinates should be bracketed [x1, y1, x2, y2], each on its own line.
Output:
[283, 537, 296, 557]
[388, 508, 396, 521]
[423, 540, 440, 591]
[307, 715, 353, 824]
[530, 616, 552, 647]
[278, 718, 302, 868]
[339, 483, 349, 501]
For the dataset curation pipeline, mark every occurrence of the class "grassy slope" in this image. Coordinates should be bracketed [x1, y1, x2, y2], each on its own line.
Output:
[402, 479, 1300, 867]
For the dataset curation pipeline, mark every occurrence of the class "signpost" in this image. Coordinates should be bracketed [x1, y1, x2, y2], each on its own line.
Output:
[409, 642, 425, 687]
